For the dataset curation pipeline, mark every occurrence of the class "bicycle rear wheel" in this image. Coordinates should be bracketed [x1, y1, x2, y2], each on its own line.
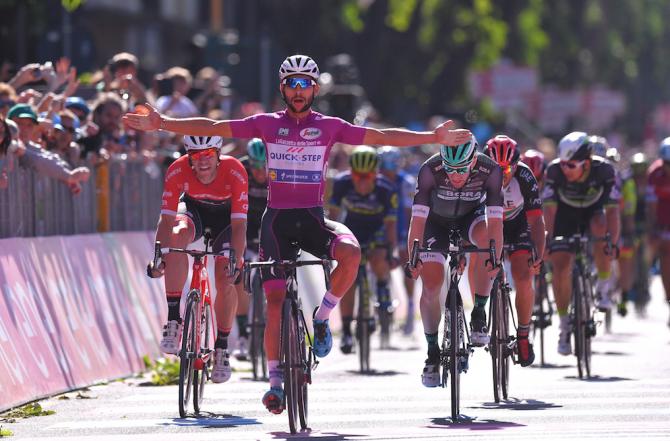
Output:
[449, 289, 461, 421]
[357, 276, 371, 373]
[178, 291, 198, 418]
[282, 300, 300, 434]
[532, 269, 550, 366]
[378, 307, 392, 349]
[193, 301, 211, 413]
[582, 276, 593, 378]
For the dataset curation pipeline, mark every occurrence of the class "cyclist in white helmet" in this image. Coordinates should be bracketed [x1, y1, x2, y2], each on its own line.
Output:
[124, 54, 471, 414]
[146, 135, 249, 384]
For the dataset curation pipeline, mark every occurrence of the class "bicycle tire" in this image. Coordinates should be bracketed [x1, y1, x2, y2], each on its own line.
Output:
[250, 271, 266, 381]
[357, 272, 371, 373]
[490, 279, 501, 403]
[573, 269, 587, 379]
[378, 307, 392, 350]
[193, 301, 211, 413]
[178, 291, 197, 418]
[296, 309, 309, 430]
[500, 289, 510, 400]
[282, 300, 299, 434]
[582, 276, 593, 378]
[449, 289, 461, 421]
[534, 270, 549, 366]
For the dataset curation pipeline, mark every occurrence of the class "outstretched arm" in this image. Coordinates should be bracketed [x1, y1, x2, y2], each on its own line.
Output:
[123, 103, 233, 137]
[363, 120, 471, 147]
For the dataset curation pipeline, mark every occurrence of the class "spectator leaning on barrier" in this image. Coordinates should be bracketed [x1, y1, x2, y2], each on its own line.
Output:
[78, 93, 126, 160]
[0, 118, 11, 189]
[8, 103, 90, 193]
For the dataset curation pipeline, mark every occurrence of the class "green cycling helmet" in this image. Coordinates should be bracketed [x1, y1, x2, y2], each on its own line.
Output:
[349, 146, 379, 173]
[440, 134, 478, 168]
[246, 138, 266, 165]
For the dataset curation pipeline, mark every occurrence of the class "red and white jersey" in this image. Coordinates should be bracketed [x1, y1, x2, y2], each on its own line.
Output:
[161, 154, 249, 220]
[646, 159, 670, 226]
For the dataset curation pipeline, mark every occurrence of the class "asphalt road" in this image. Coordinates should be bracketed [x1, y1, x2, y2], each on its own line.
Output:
[4, 276, 670, 440]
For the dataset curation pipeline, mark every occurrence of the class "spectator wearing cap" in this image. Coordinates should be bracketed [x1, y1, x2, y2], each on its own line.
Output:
[8, 103, 90, 193]
[156, 66, 198, 118]
[65, 96, 90, 121]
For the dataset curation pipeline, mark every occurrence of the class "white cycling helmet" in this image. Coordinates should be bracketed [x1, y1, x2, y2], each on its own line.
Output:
[558, 131, 591, 161]
[660, 137, 670, 161]
[279, 55, 320, 81]
[183, 135, 223, 151]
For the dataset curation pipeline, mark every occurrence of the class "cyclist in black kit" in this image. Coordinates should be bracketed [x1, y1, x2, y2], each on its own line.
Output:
[543, 131, 620, 356]
[233, 138, 268, 361]
[405, 134, 503, 388]
[329, 146, 398, 354]
[485, 135, 545, 367]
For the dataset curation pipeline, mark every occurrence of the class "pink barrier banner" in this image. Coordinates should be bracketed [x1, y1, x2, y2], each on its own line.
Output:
[0, 232, 165, 411]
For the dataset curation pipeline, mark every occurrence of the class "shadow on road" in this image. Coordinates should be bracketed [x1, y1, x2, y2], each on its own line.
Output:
[474, 398, 562, 411]
[269, 429, 366, 440]
[564, 375, 633, 382]
[592, 350, 630, 356]
[529, 363, 573, 369]
[429, 416, 525, 430]
[166, 412, 260, 428]
[344, 369, 403, 377]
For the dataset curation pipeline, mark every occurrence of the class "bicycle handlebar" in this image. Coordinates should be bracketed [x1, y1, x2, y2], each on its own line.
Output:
[153, 240, 237, 277]
[550, 233, 613, 254]
[409, 238, 498, 270]
[242, 258, 332, 294]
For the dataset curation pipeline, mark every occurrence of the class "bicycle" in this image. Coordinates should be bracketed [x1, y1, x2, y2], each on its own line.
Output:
[551, 234, 611, 379]
[531, 262, 553, 366]
[410, 232, 497, 422]
[151, 234, 236, 418]
[374, 244, 397, 350]
[243, 245, 332, 434]
[487, 251, 518, 403]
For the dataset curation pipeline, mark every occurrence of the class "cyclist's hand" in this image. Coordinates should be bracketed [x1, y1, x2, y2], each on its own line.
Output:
[485, 259, 500, 280]
[404, 260, 422, 280]
[122, 103, 161, 132]
[530, 258, 543, 275]
[434, 120, 472, 146]
[146, 260, 165, 278]
[457, 255, 467, 275]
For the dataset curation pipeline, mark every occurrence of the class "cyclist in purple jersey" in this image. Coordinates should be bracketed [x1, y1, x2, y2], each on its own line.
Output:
[124, 54, 471, 414]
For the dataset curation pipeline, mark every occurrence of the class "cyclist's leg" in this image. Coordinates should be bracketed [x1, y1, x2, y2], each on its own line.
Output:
[618, 235, 635, 314]
[590, 209, 614, 310]
[160, 202, 198, 354]
[467, 210, 492, 346]
[212, 225, 237, 383]
[368, 231, 392, 310]
[510, 248, 535, 366]
[338, 282, 356, 354]
[301, 208, 361, 357]
[659, 231, 670, 325]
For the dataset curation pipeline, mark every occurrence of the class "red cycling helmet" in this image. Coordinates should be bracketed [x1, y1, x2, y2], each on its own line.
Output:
[485, 135, 520, 173]
[520, 149, 546, 180]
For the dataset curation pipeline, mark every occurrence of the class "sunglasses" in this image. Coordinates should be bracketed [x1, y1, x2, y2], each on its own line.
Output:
[188, 148, 219, 161]
[560, 160, 585, 170]
[444, 164, 470, 174]
[351, 171, 376, 181]
[282, 77, 316, 89]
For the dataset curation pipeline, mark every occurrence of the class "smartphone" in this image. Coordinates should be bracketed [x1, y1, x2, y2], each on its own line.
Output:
[156, 77, 173, 97]
[32, 68, 42, 79]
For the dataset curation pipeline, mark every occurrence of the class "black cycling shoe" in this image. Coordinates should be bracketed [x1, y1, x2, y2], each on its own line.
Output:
[470, 306, 490, 347]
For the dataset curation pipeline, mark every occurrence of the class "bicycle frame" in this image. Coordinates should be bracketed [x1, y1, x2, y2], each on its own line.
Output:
[187, 254, 216, 370]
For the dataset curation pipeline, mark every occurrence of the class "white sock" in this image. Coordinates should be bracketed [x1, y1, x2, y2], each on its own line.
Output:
[559, 315, 569, 331]
[268, 360, 282, 388]
[314, 291, 340, 321]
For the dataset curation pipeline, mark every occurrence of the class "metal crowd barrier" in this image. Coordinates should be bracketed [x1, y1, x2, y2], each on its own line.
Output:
[0, 155, 163, 238]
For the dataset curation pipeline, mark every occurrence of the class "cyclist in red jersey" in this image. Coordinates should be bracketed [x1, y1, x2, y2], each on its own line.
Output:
[520, 149, 547, 189]
[646, 138, 670, 325]
[124, 54, 471, 414]
[146, 135, 248, 384]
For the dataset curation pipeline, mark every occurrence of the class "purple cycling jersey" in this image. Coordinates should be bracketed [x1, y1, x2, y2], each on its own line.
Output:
[229, 110, 366, 209]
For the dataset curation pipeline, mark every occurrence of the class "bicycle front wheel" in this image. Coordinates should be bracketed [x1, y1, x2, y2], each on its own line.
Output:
[357, 278, 371, 373]
[282, 300, 300, 434]
[193, 301, 211, 413]
[250, 271, 266, 381]
[490, 281, 501, 403]
[573, 270, 588, 379]
[296, 310, 309, 430]
[178, 291, 198, 418]
[449, 290, 461, 421]
[499, 290, 510, 400]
